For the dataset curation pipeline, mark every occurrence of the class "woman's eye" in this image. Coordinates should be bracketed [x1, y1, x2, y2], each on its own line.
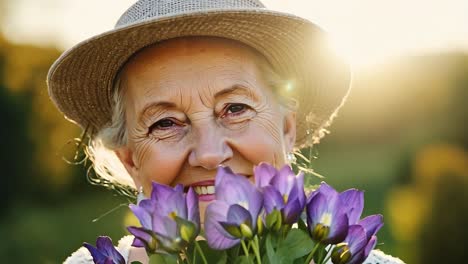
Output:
[225, 103, 247, 115]
[150, 118, 176, 131]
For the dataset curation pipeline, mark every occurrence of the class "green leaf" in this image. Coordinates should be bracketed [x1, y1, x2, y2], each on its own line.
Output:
[148, 253, 178, 264]
[226, 244, 241, 262]
[234, 255, 255, 264]
[276, 229, 315, 261]
[265, 234, 280, 264]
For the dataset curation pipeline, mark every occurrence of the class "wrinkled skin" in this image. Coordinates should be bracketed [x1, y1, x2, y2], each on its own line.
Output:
[115, 37, 297, 262]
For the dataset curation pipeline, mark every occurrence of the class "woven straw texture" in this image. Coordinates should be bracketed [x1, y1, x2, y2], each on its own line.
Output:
[47, 0, 351, 148]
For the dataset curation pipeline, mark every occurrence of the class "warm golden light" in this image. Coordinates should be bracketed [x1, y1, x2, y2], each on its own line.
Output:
[2, 0, 468, 69]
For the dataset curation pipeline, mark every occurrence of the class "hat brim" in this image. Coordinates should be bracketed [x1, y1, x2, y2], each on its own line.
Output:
[47, 9, 351, 148]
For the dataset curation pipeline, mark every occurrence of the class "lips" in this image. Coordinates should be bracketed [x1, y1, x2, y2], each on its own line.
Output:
[186, 180, 216, 202]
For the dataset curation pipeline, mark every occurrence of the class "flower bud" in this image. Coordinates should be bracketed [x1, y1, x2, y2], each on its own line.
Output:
[331, 243, 352, 264]
[311, 223, 330, 242]
[257, 216, 264, 235]
[240, 223, 253, 239]
[180, 223, 196, 243]
[266, 209, 282, 231]
[221, 223, 243, 238]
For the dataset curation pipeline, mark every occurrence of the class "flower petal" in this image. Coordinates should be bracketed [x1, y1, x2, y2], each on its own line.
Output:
[215, 166, 263, 228]
[283, 199, 302, 224]
[86, 236, 125, 264]
[307, 188, 319, 204]
[83, 243, 107, 263]
[129, 203, 152, 229]
[131, 237, 148, 248]
[271, 165, 295, 195]
[127, 226, 153, 249]
[325, 195, 349, 244]
[364, 236, 378, 256]
[254, 162, 278, 188]
[340, 189, 364, 224]
[318, 182, 339, 197]
[174, 184, 184, 193]
[348, 236, 377, 264]
[97, 236, 124, 263]
[306, 192, 329, 225]
[248, 189, 263, 230]
[166, 189, 187, 219]
[263, 186, 285, 214]
[345, 225, 368, 255]
[186, 187, 200, 227]
[359, 214, 384, 239]
[227, 204, 252, 226]
[215, 167, 250, 203]
[151, 182, 175, 203]
[205, 200, 240, 249]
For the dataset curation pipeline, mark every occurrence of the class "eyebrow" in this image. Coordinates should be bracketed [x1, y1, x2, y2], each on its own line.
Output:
[214, 84, 257, 100]
[138, 101, 176, 124]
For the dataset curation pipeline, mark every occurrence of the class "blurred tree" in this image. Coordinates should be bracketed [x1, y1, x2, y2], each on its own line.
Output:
[420, 173, 468, 264]
[386, 144, 467, 264]
[0, 34, 84, 205]
[0, 39, 34, 213]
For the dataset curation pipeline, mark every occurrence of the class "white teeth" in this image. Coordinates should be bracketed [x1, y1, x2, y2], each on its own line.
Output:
[207, 186, 215, 194]
[193, 185, 215, 195]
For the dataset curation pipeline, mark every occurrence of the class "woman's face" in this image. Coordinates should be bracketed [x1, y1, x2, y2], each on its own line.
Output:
[116, 37, 296, 219]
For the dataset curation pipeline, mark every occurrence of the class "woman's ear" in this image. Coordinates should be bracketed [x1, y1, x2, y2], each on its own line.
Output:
[283, 110, 297, 153]
[115, 146, 141, 187]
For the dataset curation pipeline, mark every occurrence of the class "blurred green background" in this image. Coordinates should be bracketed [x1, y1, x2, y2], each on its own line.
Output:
[1, 1, 467, 263]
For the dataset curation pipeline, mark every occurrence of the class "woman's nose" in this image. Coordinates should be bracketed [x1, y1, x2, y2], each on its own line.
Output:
[188, 123, 233, 170]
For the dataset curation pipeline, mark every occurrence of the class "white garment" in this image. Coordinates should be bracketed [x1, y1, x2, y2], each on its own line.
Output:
[64, 235, 405, 264]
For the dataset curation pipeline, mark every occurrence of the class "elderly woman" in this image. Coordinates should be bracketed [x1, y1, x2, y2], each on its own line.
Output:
[48, 0, 403, 263]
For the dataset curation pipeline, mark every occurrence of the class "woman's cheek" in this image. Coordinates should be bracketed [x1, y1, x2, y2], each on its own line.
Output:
[232, 115, 285, 166]
[250, 112, 283, 146]
[134, 139, 185, 187]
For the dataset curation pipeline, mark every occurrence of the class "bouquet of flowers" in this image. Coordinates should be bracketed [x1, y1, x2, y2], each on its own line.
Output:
[84, 163, 383, 264]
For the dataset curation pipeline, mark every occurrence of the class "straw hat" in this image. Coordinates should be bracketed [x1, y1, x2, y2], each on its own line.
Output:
[47, 0, 351, 148]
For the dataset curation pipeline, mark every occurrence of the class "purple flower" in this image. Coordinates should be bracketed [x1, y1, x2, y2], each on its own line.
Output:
[127, 183, 200, 253]
[83, 236, 125, 264]
[331, 215, 383, 264]
[339, 188, 364, 225]
[306, 182, 349, 244]
[205, 166, 263, 249]
[255, 163, 306, 225]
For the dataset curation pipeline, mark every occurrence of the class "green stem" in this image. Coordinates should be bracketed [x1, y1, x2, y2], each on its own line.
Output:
[251, 236, 262, 264]
[304, 242, 321, 264]
[241, 240, 253, 264]
[194, 241, 208, 264]
[319, 246, 334, 264]
[192, 244, 197, 264]
[241, 240, 249, 256]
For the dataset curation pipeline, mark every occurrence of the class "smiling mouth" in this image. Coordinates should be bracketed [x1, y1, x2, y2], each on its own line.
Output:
[183, 175, 252, 200]
[193, 185, 215, 195]
[184, 180, 216, 201]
